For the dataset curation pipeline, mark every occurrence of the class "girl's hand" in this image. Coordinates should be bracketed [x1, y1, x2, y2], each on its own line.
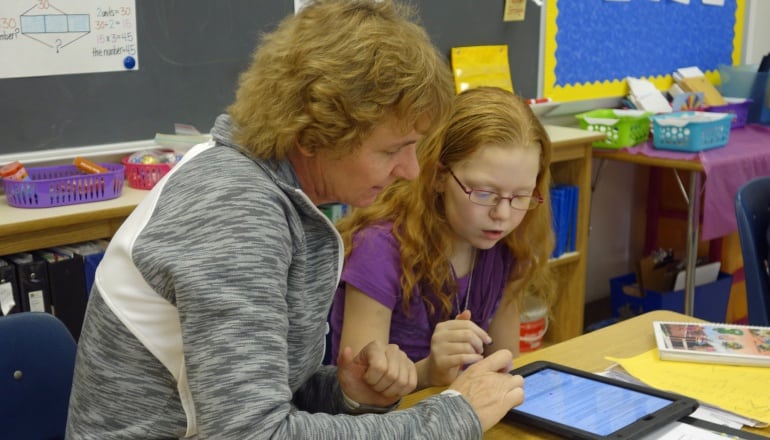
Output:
[419, 310, 492, 387]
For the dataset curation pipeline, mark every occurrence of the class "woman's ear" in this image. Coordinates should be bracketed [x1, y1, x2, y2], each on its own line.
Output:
[295, 137, 315, 157]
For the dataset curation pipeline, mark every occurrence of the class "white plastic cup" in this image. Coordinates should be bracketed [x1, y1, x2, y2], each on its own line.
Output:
[519, 294, 549, 352]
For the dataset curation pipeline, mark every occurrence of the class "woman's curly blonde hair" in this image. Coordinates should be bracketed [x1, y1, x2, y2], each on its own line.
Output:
[228, 0, 454, 159]
[337, 86, 556, 318]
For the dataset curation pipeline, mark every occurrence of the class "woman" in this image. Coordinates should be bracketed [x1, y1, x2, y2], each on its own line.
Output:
[65, 2, 524, 439]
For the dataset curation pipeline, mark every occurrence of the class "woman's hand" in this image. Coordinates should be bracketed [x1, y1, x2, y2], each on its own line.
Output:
[336, 340, 417, 408]
[448, 349, 525, 432]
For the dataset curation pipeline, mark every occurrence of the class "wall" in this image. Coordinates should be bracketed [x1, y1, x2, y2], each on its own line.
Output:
[743, 0, 770, 64]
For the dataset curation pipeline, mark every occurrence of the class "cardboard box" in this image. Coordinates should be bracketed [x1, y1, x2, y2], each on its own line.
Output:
[636, 254, 679, 292]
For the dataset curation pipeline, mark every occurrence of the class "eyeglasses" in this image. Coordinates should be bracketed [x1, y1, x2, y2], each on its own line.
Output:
[447, 168, 543, 211]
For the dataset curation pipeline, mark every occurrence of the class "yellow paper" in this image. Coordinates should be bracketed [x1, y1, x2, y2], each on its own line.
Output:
[450, 45, 514, 94]
[607, 349, 770, 425]
[504, 0, 526, 22]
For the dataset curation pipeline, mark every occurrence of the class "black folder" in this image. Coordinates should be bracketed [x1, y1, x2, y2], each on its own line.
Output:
[36, 249, 88, 341]
[7, 253, 52, 314]
[55, 240, 108, 298]
[0, 257, 22, 316]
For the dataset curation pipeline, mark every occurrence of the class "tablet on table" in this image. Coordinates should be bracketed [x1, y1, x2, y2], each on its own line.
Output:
[506, 360, 699, 440]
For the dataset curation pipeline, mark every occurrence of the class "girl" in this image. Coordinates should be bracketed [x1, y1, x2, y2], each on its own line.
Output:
[330, 86, 556, 389]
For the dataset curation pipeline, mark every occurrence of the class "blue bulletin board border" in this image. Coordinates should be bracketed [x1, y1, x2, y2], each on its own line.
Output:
[543, 0, 745, 102]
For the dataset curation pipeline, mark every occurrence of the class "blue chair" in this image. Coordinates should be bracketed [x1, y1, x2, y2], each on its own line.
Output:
[0, 312, 77, 440]
[735, 176, 770, 326]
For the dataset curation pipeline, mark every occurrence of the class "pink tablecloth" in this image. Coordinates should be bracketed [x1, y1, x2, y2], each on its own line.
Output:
[618, 124, 770, 241]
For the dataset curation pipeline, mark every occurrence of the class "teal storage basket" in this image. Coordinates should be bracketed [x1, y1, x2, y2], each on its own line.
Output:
[651, 111, 734, 152]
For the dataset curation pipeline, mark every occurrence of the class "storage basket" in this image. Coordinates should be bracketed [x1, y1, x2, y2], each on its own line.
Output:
[2, 163, 124, 208]
[651, 111, 734, 152]
[575, 109, 652, 149]
[707, 98, 751, 129]
[122, 156, 173, 189]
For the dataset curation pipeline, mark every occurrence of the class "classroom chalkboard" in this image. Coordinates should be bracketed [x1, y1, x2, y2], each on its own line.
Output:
[0, 0, 541, 157]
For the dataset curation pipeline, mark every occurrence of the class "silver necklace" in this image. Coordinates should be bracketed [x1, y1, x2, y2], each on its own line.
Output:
[450, 249, 476, 314]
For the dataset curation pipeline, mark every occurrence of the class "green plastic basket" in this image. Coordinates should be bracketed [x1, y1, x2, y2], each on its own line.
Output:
[575, 109, 652, 149]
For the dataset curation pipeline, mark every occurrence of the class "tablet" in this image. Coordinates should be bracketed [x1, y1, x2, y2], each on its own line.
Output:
[505, 361, 699, 440]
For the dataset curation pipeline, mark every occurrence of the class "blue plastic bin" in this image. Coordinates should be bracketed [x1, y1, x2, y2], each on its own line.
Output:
[651, 112, 733, 152]
[609, 272, 732, 322]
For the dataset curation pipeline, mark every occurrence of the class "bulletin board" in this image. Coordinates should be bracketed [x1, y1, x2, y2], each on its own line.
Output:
[542, 0, 745, 102]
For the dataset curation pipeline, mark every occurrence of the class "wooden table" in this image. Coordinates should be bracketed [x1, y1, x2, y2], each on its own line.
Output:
[400, 310, 769, 439]
[592, 125, 770, 319]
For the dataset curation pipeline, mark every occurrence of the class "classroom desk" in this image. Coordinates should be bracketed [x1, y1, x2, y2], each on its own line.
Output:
[399, 310, 769, 439]
[592, 124, 770, 317]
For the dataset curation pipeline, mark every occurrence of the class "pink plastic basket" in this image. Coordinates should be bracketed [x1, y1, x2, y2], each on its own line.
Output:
[2, 163, 124, 208]
[122, 156, 173, 189]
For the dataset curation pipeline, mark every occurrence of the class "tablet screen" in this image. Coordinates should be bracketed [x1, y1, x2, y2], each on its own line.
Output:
[515, 367, 672, 436]
[506, 361, 698, 439]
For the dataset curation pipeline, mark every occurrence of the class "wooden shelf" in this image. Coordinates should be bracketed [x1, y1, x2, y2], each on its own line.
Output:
[543, 125, 604, 343]
[548, 251, 580, 268]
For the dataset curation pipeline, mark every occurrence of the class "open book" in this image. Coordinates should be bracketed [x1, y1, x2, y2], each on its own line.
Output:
[653, 321, 770, 367]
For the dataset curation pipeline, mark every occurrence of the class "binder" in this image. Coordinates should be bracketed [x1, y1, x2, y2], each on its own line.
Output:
[37, 249, 88, 341]
[550, 187, 568, 258]
[83, 251, 104, 297]
[565, 185, 579, 253]
[55, 240, 108, 298]
[550, 185, 579, 258]
[7, 253, 52, 313]
[0, 258, 22, 316]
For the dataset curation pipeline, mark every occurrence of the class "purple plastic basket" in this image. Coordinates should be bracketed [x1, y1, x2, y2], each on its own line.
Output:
[707, 98, 752, 129]
[2, 163, 124, 208]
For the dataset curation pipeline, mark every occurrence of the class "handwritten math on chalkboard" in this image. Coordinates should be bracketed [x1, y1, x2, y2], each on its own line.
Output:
[0, 0, 138, 79]
[542, 0, 745, 102]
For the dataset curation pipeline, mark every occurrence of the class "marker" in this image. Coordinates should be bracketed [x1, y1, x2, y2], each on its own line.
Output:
[526, 97, 552, 105]
[74, 157, 108, 174]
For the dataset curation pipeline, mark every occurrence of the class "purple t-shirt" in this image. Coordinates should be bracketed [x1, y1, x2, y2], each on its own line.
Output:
[330, 223, 514, 363]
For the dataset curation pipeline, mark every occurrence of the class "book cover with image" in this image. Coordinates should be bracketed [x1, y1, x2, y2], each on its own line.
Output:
[653, 321, 770, 367]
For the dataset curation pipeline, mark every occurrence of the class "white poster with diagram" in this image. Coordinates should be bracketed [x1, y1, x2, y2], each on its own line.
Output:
[0, 0, 138, 79]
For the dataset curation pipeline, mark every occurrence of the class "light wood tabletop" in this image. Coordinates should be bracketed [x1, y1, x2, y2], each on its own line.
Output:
[0, 186, 146, 255]
[399, 310, 769, 439]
